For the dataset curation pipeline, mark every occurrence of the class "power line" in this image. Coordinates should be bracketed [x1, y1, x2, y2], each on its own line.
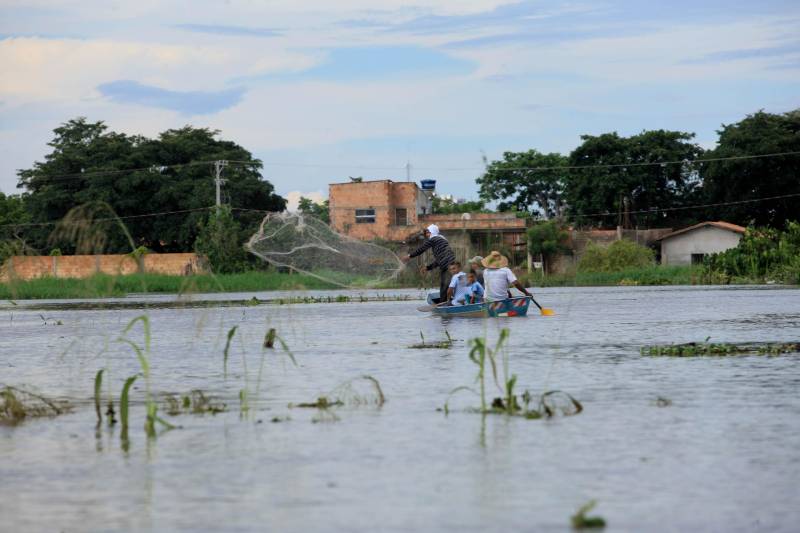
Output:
[15, 160, 261, 183]
[16, 150, 800, 183]
[2, 190, 798, 230]
[414, 150, 800, 172]
[572, 191, 800, 219]
[0, 206, 214, 229]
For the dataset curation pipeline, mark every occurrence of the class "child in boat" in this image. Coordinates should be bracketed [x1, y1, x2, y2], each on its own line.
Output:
[464, 271, 484, 304]
[446, 261, 470, 306]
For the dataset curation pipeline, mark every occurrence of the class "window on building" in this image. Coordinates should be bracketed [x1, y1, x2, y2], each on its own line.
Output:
[355, 208, 376, 224]
[395, 208, 408, 226]
[691, 253, 705, 265]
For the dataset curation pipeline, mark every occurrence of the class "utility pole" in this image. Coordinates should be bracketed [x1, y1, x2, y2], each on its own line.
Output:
[214, 160, 228, 213]
[405, 161, 411, 182]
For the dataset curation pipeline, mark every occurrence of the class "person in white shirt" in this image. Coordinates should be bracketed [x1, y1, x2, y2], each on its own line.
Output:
[481, 251, 533, 301]
[445, 261, 470, 306]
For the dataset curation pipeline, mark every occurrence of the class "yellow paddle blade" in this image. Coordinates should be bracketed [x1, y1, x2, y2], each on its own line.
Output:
[540, 308, 555, 316]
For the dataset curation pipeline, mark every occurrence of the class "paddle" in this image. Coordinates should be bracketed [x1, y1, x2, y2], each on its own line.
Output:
[527, 295, 555, 316]
[417, 301, 450, 312]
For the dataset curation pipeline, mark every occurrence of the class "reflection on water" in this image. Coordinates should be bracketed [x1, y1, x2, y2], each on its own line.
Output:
[1, 286, 799, 532]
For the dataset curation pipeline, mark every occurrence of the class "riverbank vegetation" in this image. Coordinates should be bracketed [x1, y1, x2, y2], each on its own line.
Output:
[0, 271, 338, 299]
[702, 222, 800, 284]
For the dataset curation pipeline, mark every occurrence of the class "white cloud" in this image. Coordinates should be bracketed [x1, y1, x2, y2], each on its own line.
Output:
[0, 37, 315, 105]
[284, 190, 326, 212]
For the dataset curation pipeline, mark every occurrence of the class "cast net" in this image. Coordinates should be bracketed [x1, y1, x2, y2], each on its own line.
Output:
[246, 212, 405, 287]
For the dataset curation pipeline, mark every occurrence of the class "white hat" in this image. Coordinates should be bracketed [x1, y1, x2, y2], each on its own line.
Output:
[426, 224, 440, 237]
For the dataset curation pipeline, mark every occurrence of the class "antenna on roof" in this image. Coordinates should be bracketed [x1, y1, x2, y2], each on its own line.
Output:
[405, 161, 411, 182]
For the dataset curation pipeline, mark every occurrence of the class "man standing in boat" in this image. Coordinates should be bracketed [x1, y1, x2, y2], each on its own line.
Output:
[402, 224, 456, 304]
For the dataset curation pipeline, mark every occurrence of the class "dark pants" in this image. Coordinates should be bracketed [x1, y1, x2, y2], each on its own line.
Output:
[437, 268, 452, 304]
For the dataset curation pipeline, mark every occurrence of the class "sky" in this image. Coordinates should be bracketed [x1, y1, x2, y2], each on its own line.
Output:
[1, 0, 799, 209]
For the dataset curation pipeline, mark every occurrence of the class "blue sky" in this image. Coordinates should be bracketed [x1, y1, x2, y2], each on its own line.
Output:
[1, 0, 799, 208]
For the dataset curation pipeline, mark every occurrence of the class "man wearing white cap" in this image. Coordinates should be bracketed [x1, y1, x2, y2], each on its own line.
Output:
[402, 224, 456, 303]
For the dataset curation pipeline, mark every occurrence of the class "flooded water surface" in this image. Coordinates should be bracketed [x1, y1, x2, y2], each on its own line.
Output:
[1, 286, 799, 532]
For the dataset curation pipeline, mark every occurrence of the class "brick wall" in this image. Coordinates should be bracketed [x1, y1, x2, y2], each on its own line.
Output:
[329, 180, 429, 241]
[1, 253, 204, 282]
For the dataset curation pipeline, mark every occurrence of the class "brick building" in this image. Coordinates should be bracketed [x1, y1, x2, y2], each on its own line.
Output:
[328, 179, 433, 241]
[328, 179, 528, 264]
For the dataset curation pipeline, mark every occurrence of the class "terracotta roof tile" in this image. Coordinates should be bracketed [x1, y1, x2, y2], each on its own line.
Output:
[658, 221, 746, 241]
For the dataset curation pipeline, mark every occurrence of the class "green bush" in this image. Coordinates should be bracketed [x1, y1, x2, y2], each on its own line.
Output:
[194, 206, 250, 274]
[703, 222, 800, 283]
[578, 240, 654, 272]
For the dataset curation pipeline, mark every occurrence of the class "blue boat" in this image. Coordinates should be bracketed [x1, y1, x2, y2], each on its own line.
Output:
[425, 291, 531, 318]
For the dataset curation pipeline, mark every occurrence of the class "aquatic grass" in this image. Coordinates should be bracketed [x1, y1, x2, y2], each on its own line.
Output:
[164, 390, 226, 416]
[641, 341, 800, 357]
[116, 315, 174, 437]
[290, 375, 386, 421]
[571, 500, 606, 529]
[444, 329, 582, 419]
[223, 326, 238, 377]
[94, 369, 104, 424]
[120, 375, 137, 442]
[409, 330, 454, 349]
[0, 385, 69, 425]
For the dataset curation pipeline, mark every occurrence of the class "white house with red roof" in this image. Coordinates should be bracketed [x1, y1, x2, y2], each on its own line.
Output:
[658, 221, 746, 265]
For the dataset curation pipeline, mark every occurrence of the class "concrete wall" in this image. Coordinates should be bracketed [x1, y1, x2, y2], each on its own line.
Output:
[661, 226, 742, 265]
[1, 253, 204, 281]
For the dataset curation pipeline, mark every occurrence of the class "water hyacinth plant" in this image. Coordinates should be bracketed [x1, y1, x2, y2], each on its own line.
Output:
[641, 341, 800, 357]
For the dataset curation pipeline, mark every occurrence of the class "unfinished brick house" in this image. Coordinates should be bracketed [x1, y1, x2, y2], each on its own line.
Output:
[328, 179, 434, 241]
[328, 179, 528, 264]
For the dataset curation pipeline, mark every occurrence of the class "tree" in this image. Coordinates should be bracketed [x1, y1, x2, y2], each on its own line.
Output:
[0, 192, 33, 263]
[17, 118, 285, 253]
[526, 220, 570, 274]
[477, 150, 567, 218]
[431, 196, 486, 214]
[564, 130, 704, 228]
[297, 197, 330, 223]
[194, 206, 250, 274]
[0, 192, 30, 240]
[701, 109, 800, 228]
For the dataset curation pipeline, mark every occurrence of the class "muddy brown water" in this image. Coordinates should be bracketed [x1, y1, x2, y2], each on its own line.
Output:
[1, 286, 799, 532]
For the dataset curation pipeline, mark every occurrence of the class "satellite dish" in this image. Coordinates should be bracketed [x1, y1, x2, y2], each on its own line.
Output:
[461, 213, 472, 220]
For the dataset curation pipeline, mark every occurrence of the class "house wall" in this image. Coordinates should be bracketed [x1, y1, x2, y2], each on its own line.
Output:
[329, 180, 431, 241]
[1, 253, 203, 281]
[661, 226, 743, 265]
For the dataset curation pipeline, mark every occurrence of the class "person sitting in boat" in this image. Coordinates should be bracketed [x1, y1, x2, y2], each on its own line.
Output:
[446, 261, 470, 306]
[402, 224, 456, 303]
[464, 271, 485, 304]
[467, 255, 484, 285]
[481, 251, 532, 301]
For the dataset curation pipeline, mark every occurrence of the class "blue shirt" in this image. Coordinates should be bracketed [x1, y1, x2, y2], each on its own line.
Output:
[466, 281, 484, 302]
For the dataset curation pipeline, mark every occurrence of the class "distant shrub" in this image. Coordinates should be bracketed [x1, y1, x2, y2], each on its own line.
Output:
[703, 222, 800, 283]
[578, 240, 655, 272]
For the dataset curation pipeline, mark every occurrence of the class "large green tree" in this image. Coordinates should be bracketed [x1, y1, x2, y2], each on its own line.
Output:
[477, 150, 567, 218]
[701, 109, 800, 228]
[564, 130, 704, 228]
[17, 118, 285, 253]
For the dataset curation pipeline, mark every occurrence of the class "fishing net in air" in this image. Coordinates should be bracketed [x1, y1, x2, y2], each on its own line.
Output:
[246, 212, 405, 287]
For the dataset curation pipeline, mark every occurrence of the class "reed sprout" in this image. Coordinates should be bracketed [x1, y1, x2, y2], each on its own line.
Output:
[444, 329, 582, 419]
[571, 500, 606, 529]
[116, 315, 174, 438]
